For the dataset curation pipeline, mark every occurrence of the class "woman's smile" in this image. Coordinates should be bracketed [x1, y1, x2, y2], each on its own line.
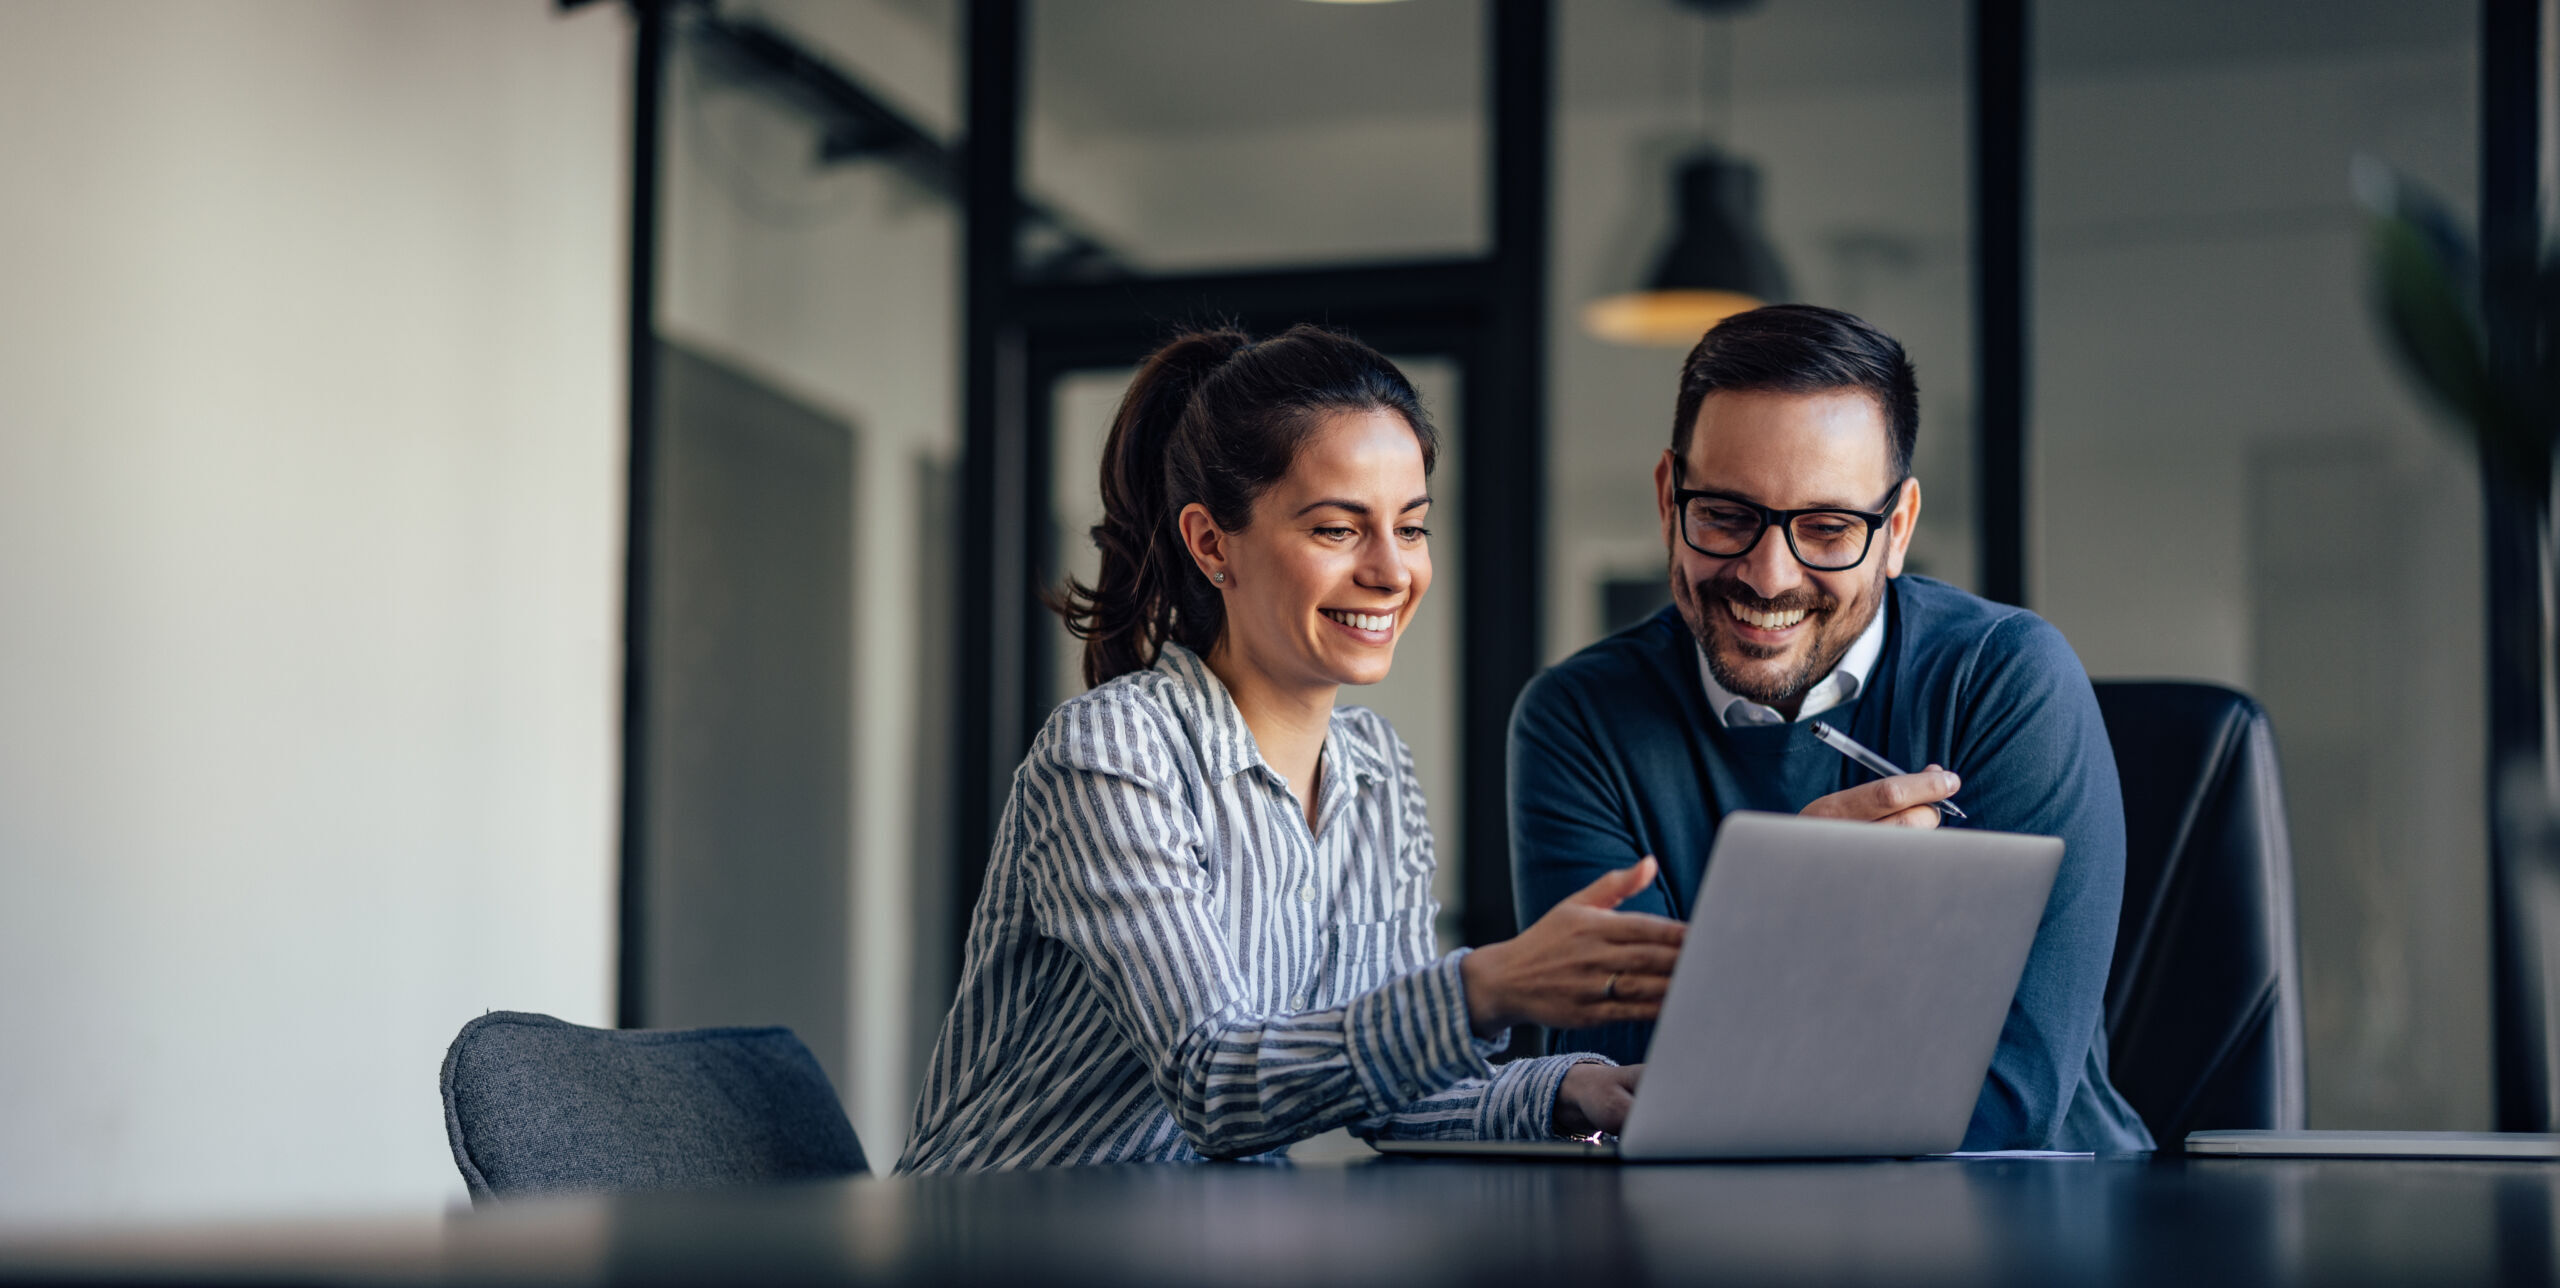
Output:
[1319, 606, 1401, 646]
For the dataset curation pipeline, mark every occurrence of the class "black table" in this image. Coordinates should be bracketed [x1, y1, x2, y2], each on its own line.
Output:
[8, 1154, 2558, 1286]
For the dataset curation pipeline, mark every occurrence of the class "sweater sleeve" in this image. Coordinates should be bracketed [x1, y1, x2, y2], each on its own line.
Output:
[1950, 611, 2129, 1150]
[1506, 665, 1668, 1065]
[1509, 667, 1675, 921]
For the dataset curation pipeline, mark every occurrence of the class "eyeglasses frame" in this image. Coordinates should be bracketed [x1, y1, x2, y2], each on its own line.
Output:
[1670, 474, 1910, 572]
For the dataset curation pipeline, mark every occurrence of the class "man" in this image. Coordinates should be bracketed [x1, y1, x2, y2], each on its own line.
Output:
[1508, 304, 2152, 1152]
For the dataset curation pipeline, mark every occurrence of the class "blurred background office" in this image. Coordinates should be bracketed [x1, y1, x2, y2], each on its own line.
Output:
[0, 0, 2523, 1229]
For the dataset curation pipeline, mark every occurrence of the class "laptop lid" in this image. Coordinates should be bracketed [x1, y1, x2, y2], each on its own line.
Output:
[1616, 812, 2063, 1160]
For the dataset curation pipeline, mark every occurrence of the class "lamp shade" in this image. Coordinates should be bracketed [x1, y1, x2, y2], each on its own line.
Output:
[1584, 152, 1791, 346]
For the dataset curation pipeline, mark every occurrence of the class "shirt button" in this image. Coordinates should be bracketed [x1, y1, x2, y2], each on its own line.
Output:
[1292, 995, 1308, 1009]
[1297, 885, 1315, 902]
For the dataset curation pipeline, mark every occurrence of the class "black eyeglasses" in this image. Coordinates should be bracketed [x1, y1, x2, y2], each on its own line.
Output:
[1672, 477, 1906, 572]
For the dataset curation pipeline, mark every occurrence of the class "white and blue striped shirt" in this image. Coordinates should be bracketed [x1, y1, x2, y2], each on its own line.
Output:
[896, 641, 1603, 1173]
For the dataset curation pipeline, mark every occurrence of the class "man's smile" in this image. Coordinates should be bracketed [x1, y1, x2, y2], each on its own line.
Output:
[1710, 585, 1835, 654]
[1725, 599, 1810, 633]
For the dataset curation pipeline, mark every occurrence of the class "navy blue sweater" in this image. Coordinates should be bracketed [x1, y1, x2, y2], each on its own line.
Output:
[1508, 575, 2154, 1152]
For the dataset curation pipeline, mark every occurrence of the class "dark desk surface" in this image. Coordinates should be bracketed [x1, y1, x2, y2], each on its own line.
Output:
[8, 1154, 2559, 1286]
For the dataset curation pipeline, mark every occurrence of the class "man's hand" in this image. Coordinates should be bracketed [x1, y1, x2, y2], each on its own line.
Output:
[1553, 1062, 1641, 1138]
[1801, 764, 1959, 829]
[1460, 859, 1685, 1037]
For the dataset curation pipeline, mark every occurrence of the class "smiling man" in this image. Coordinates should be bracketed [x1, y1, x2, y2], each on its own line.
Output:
[1508, 305, 2154, 1153]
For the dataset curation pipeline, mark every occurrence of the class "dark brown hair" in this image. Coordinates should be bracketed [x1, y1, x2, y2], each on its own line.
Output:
[1054, 324, 1436, 687]
[1672, 304, 1920, 479]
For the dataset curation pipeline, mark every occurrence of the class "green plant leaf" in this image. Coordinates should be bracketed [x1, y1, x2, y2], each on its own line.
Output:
[2358, 159, 2557, 501]
[2372, 214, 2493, 427]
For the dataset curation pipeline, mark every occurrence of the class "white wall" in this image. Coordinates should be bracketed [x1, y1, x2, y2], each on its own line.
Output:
[0, 0, 628, 1226]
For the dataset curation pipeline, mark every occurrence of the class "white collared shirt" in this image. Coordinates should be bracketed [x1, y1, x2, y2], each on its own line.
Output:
[1697, 599, 1889, 728]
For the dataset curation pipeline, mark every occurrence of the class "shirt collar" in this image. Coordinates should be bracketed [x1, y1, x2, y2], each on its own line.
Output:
[1695, 595, 1889, 729]
[1151, 641, 1388, 789]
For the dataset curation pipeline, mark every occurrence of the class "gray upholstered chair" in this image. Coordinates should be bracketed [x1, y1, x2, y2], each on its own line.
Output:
[440, 1010, 868, 1203]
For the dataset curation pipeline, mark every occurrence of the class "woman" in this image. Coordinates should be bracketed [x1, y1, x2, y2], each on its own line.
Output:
[896, 325, 1684, 1173]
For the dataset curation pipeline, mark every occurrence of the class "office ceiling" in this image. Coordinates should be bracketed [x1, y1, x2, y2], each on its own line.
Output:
[1026, 0, 1487, 134]
[1000, 0, 2472, 136]
[2040, 0, 2472, 75]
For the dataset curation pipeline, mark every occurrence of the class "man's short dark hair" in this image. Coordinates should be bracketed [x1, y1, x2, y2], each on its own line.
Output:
[1671, 304, 1919, 480]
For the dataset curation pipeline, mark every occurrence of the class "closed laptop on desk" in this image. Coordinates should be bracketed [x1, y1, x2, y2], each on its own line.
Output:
[1377, 812, 2062, 1162]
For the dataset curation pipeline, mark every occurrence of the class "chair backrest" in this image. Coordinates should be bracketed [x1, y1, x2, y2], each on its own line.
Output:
[2092, 682, 2307, 1144]
[441, 1011, 867, 1203]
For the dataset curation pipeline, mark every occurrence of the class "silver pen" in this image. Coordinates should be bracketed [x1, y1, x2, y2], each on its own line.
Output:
[1807, 721, 1968, 821]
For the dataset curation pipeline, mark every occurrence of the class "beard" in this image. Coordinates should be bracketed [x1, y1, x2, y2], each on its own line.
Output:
[1675, 556, 1887, 708]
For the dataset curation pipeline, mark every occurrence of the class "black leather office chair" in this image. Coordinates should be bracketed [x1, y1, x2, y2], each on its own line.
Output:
[2093, 682, 2307, 1147]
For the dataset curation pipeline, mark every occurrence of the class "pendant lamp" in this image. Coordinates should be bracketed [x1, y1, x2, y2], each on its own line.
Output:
[1584, 150, 1792, 346]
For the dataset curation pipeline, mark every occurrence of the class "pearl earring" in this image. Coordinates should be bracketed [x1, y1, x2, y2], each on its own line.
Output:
[1212, 571, 1227, 584]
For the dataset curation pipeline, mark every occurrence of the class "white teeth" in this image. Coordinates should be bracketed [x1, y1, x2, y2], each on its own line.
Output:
[1726, 600, 1807, 630]
[1324, 609, 1395, 633]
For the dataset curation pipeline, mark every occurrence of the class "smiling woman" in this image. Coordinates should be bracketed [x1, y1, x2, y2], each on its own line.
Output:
[1169, 404, 1437, 822]
[1052, 327, 1434, 690]
[896, 326, 1688, 1173]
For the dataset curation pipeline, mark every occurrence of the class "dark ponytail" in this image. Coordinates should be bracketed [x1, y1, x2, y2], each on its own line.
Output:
[1054, 323, 1437, 687]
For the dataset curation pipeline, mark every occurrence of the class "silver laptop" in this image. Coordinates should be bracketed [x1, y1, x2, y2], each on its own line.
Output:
[1372, 811, 2062, 1161]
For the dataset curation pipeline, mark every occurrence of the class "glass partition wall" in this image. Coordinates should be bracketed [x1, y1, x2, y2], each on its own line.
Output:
[1024, 0, 1488, 274]
[1017, 0, 1986, 1013]
[648, 0, 966, 1163]
[958, 0, 1545, 967]
[2029, 0, 2489, 1129]
[621, 0, 2510, 1169]
[1022, 2, 1492, 944]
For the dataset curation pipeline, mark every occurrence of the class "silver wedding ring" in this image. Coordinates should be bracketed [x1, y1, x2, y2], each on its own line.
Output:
[1604, 971, 1622, 1001]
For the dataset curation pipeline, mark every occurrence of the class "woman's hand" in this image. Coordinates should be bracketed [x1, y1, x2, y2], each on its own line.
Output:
[1460, 858, 1685, 1036]
[1552, 1062, 1641, 1138]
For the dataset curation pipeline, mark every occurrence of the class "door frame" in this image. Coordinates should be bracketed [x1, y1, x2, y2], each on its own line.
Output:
[951, 0, 1553, 956]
